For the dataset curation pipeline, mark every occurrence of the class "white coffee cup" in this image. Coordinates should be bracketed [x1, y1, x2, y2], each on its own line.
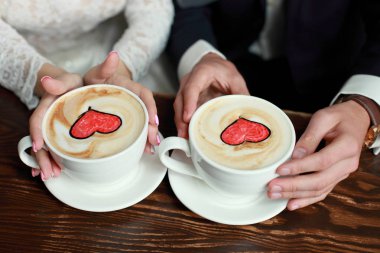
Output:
[18, 84, 148, 190]
[159, 95, 295, 204]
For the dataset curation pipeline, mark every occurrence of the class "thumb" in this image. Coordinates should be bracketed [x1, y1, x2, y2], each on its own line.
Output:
[85, 51, 120, 84]
[97, 51, 120, 80]
[41, 74, 82, 96]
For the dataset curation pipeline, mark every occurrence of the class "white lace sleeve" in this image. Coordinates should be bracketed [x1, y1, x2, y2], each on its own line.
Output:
[0, 18, 49, 109]
[113, 0, 174, 81]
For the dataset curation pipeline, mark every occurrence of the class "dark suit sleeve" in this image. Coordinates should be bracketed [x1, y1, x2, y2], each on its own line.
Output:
[166, 1, 218, 68]
[352, 1, 380, 75]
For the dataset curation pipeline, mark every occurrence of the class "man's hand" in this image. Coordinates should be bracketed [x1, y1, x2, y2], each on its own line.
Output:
[267, 101, 371, 210]
[174, 53, 249, 138]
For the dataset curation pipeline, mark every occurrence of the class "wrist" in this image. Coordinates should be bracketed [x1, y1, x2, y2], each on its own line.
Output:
[341, 94, 380, 149]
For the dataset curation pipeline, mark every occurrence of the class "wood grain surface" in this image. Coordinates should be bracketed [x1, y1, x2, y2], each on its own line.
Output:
[0, 87, 379, 253]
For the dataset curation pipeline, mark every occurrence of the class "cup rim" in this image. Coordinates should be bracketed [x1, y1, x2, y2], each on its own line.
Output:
[189, 95, 296, 174]
[41, 84, 149, 163]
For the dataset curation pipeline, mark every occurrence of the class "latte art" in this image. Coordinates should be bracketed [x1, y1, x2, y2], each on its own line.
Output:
[192, 97, 292, 170]
[45, 86, 145, 159]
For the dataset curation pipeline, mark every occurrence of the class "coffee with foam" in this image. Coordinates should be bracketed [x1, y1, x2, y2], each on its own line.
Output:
[45, 86, 145, 159]
[191, 96, 292, 170]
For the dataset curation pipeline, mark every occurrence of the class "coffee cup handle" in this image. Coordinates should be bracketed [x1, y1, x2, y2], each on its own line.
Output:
[158, 137, 201, 179]
[18, 136, 40, 168]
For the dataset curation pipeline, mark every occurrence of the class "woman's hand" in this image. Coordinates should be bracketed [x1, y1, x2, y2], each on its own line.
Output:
[267, 101, 370, 210]
[30, 66, 83, 180]
[84, 51, 160, 154]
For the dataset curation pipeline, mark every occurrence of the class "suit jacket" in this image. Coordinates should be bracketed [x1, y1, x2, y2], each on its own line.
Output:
[167, 0, 380, 96]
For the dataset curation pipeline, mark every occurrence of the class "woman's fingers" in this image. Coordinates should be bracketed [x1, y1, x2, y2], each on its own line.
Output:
[139, 87, 159, 147]
[29, 95, 55, 151]
[41, 74, 82, 96]
[31, 150, 61, 181]
[84, 51, 119, 85]
[34, 149, 53, 181]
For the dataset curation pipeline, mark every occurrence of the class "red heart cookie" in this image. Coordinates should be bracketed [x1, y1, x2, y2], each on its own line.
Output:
[220, 117, 271, 145]
[69, 107, 122, 139]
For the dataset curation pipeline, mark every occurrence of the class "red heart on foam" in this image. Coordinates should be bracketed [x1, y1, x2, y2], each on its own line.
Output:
[220, 117, 271, 145]
[69, 107, 122, 139]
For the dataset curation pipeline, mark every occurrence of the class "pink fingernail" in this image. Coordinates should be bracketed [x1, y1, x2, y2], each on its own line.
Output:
[32, 142, 37, 153]
[40, 76, 52, 83]
[40, 171, 47, 181]
[156, 134, 161, 145]
[109, 50, 118, 56]
[31, 168, 37, 177]
[155, 115, 159, 126]
[150, 145, 155, 154]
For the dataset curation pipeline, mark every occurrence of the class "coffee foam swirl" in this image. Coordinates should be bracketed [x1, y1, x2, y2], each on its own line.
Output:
[193, 99, 291, 170]
[45, 86, 145, 159]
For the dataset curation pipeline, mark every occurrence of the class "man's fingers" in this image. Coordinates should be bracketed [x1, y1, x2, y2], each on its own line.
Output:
[292, 109, 339, 159]
[287, 189, 332, 211]
[269, 157, 354, 195]
[277, 134, 359, 176]
[181, 71, 209, 123]
[174, 93, 189, 138]
[269, 173, 345, 200]
[229, 75, 249, 95]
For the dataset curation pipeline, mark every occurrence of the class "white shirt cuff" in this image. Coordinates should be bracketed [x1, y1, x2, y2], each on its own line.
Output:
[177, 39, 226, 79]
[331, 74, 380, 155]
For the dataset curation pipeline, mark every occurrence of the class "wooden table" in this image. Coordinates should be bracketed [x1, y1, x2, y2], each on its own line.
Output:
[0, 87, 379, 252]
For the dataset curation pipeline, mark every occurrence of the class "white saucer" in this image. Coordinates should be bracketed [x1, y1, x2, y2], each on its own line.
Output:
[168, 150, 288, 225]
[44, 150, 167, 212]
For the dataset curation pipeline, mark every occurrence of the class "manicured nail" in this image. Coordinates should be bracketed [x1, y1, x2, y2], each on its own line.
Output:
[177, 130, 183, 137]
[32, 142, 38, 153]
[150, 145, 156, 154]
[109, 50, 118, 56]
[155, 115, 159, 126]
[270, 192, 282, 199]
[31, 168, 38, 177]
[40, 171, 47, 181]
[293, 148, 307, 159]
[278, 167, 290, 176]
[271, 185, 282, 192]
[156, 134, 161, 145]
[40, 76, 52, 83]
